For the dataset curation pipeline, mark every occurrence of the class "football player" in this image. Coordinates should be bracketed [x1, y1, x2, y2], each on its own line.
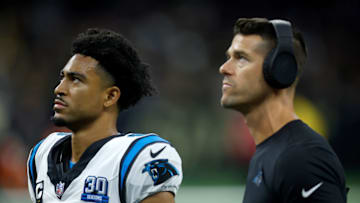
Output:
[27, 28, 182, 203]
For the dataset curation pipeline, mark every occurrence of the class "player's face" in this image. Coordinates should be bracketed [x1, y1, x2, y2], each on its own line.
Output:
[52, 54, 108, 128]
[219, 34, 271, 114]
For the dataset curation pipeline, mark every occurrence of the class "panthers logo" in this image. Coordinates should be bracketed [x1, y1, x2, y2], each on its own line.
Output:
[142, 159, 178, 185]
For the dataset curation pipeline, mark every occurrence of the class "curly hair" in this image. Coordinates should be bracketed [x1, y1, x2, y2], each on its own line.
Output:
[71, 28, 156, 111]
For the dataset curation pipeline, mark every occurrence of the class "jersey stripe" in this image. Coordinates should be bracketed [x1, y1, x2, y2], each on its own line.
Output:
[119, 134, 170, 203]
[28, 139, 44, 191]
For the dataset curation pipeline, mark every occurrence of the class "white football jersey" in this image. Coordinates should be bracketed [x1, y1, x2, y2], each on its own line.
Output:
[27, 132, 182, 203]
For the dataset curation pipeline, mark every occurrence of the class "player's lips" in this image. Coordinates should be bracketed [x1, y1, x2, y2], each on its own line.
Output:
[53, 99, 68, 110]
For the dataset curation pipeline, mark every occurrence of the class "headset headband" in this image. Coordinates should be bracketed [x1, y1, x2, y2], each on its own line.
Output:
[270, 20, 294, 53]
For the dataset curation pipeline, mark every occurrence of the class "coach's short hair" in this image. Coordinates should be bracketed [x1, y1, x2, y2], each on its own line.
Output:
[234, 18, 307, 79]
[71, 28, 156, 111]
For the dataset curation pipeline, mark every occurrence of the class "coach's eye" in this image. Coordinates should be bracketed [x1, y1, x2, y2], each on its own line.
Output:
[225, 54, 230, 60]
[234, 53, 246, 60]
[239, 57, 248, 62]
[236, 56, 249, 67]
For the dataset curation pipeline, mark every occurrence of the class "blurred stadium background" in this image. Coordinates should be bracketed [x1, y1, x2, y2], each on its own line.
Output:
[1, 0, 359, 202]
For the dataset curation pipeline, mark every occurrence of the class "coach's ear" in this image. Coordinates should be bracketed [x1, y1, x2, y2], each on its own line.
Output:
[104, 86, 121, 108]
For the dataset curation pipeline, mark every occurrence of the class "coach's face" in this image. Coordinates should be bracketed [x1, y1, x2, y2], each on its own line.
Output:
[219, 34, 271, 114]
[52, 54, 109, 128]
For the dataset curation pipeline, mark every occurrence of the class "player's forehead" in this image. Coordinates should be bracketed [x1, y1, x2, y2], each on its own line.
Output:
[61, 54, 99, 76]
[227, 34, 267, 56]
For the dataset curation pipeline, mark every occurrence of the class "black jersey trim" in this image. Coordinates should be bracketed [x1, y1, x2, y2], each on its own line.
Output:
[119, 134, 170, 203]
[28, 139, 45, 193]
[47, 133, 124, 197]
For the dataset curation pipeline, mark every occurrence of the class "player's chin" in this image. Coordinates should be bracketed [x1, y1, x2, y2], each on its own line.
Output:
[51, 115, 68, 127]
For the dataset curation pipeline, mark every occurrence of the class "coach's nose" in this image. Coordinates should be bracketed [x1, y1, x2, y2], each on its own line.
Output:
[219, 60, 234, 75]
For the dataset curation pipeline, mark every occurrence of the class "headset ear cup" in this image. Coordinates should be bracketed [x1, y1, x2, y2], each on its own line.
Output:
[263, 48, 277, 87]
[263, 48, 297, 89]
[271, 53, 298, 88]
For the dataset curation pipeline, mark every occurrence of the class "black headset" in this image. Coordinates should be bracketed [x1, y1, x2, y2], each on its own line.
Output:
[263, 19, 298, 89]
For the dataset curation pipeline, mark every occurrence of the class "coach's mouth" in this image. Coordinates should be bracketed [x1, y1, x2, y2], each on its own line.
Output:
[222, 81, 232, 90]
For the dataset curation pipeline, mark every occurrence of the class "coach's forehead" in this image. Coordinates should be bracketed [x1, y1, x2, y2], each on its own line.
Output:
[62, 54, 99, 74]
[230, 34, 269, 56]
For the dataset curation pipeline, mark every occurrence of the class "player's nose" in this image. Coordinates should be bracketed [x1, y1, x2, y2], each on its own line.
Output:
[54, 79, 67, 96]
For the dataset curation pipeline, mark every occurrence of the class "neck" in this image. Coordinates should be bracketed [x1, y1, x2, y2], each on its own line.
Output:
[243, 91, 298, 145]
[70, 112, 118, 162]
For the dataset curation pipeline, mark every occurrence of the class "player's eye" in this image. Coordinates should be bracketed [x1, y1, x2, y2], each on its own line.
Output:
[68, 74, 82, 83]
[72, 77, 81, 83]
[58, 73, 64, 81]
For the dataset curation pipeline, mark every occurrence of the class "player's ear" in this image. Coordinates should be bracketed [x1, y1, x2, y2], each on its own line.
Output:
[104, 86, 121, 108]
